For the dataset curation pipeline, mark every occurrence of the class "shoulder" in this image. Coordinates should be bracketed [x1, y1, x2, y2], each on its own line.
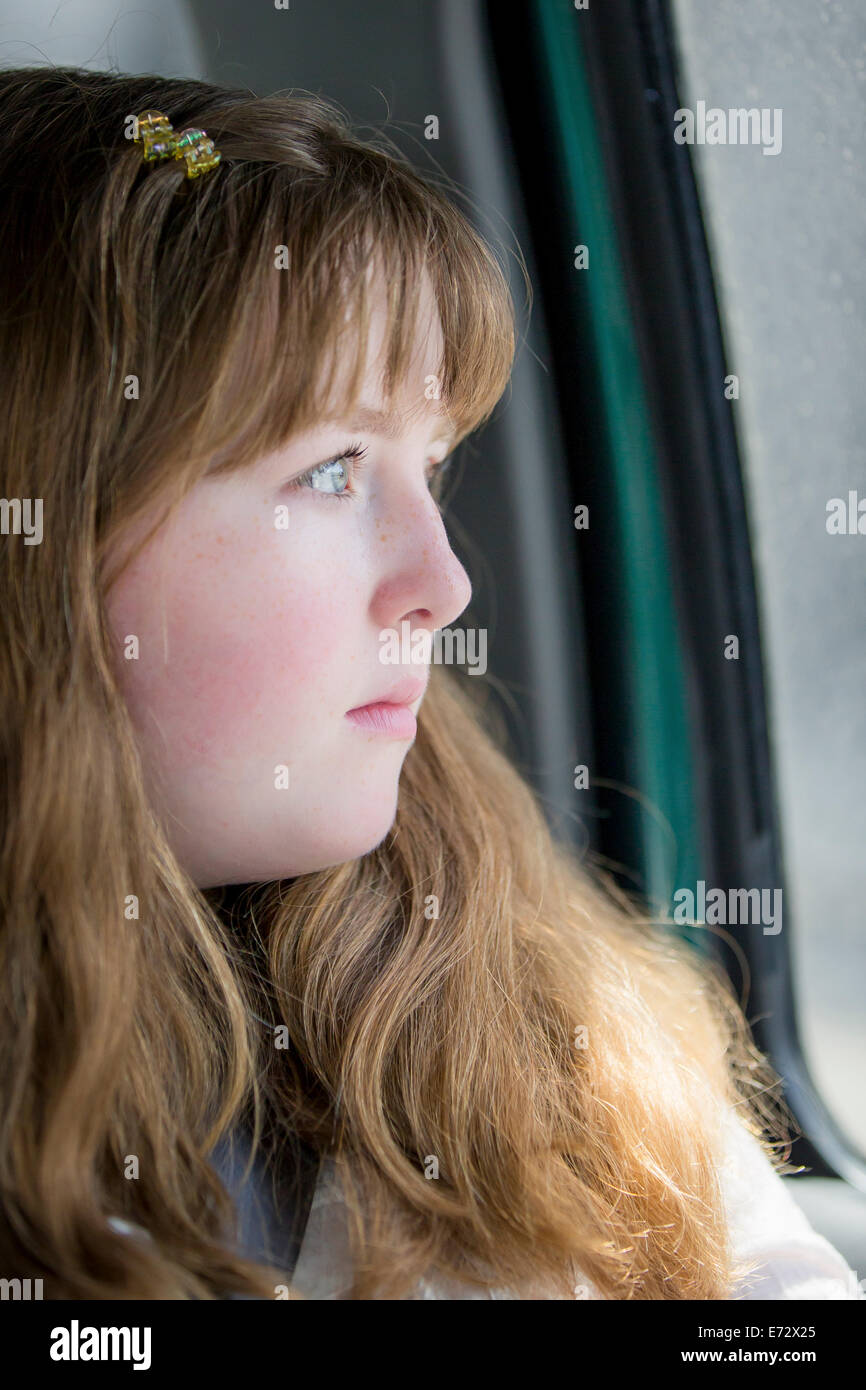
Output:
[718, 1107, 863, 1300]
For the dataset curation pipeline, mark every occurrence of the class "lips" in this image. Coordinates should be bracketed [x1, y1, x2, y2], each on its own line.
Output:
[346, 674, 427, 714]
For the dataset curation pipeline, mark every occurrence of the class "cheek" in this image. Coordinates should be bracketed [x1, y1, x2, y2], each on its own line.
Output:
[106, 511, 361, 768]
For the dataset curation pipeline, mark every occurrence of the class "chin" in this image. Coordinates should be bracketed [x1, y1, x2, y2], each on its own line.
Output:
[334, 816, 399, 865]
[293, 800, 401, 874]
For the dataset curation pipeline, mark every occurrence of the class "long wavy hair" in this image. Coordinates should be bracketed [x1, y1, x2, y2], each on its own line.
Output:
[0, 66, 793, 1300]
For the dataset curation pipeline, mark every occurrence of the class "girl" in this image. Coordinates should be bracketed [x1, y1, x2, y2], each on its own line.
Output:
[0, 65, 858, 1301]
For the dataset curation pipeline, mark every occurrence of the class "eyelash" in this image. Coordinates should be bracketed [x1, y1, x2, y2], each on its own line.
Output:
[286, 441, 453, 504]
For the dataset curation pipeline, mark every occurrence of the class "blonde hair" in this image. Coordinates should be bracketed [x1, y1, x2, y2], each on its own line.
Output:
[0, 66, 793, 1299]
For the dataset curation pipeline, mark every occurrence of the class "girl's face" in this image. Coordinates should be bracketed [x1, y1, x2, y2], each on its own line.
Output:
[104, 281, 472, 887]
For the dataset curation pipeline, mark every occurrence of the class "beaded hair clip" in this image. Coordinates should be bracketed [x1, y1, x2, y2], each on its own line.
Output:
[132, 109, 221, 180]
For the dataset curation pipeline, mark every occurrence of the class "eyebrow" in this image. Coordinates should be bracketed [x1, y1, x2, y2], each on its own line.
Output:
[325, 404, 457, 447]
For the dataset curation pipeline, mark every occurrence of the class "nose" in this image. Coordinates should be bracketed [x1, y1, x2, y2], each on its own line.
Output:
[369, 488, 473, 639]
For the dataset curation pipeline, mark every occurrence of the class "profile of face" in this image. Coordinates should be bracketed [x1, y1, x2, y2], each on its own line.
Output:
[104, 275, 472, 888]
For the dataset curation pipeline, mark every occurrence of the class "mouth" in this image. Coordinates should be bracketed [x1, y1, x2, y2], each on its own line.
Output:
[345, 674, 427, 739]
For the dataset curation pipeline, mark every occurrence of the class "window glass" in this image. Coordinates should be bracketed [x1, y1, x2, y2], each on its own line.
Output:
[670, 0, 866, 1153]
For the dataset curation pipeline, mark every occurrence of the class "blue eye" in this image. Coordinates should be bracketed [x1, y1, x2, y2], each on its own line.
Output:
[286, 442, 454, 504]
[288, 442, 368, 502]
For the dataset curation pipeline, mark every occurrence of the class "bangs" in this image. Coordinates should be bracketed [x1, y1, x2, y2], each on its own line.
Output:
[176, 141, 518, 478]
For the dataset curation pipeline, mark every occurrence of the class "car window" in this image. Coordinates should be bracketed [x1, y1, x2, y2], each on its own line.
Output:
[670, 0, 866, 1156]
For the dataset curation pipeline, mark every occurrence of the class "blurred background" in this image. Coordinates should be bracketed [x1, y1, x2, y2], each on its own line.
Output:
[3, 0, 863, 1271]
